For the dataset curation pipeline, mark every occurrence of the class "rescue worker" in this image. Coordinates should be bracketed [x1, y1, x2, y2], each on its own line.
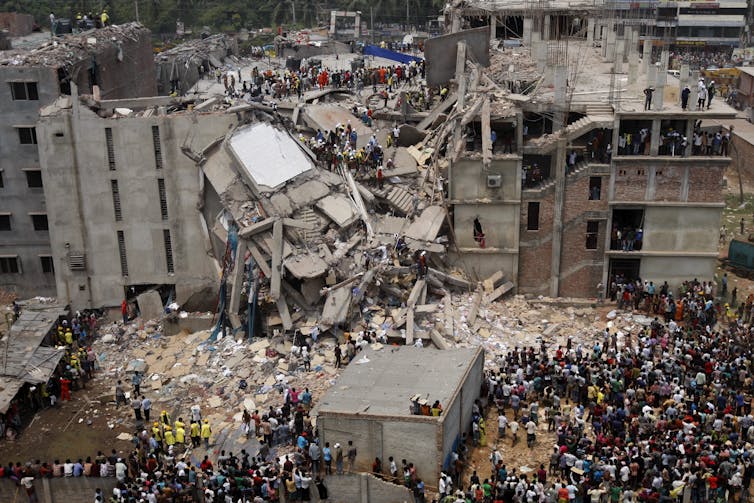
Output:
[175, 423, 186, 445]
[164, 426, 176, 447]
[201, 419, 212, 448]
[190, 421, 201, 448]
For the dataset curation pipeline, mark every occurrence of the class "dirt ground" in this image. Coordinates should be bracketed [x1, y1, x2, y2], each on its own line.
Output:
[0, 374, 134, 464]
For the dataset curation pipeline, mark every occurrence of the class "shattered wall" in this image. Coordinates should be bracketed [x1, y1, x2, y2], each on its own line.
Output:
[154, 34, 238, 96]
[37, 101, 238, 308]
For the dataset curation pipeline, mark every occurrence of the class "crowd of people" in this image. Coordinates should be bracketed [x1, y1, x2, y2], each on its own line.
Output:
[436, 276, 754, 503]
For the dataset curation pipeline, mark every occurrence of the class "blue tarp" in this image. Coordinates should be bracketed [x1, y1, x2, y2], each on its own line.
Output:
[363, 45, 423, 65]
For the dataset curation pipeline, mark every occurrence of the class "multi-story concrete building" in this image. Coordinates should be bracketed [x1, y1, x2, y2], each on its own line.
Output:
[0, 23, 155, 299]
[36, 93, 238, 309]
[445, 0, 735, 297]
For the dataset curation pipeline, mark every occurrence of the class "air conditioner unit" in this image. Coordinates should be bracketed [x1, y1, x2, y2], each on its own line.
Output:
[487, 175, 502, 188]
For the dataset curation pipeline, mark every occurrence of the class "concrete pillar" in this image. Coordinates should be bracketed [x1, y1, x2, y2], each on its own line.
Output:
[606, 29, 616, 63]
[654, 49, 668, 111]
[690, 70, 700, 110]
[354, 14, 361, 38]
[628, 53, 639, 85]
[615, 39, 625, 73]
[553, 65, 567, 132]
[647, 63, 657, 102]
[550, 139, 567, 297]
[680, 64, 690, 91]
[601, 24, 608, 58]
[543, 15, 551, 41]
[523, 17, 533, 46]
[490, 15, 496, 42]
[650, 118, 661, 156]
[535, 40, 547, 73]
[684, 119, 694, 158]
[586, 18, 595, 45]
[642, 38, 652, 75]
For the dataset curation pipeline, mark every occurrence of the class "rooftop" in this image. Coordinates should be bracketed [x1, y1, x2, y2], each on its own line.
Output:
[316, 346, 482, 417]
[0, 22, 148, 67]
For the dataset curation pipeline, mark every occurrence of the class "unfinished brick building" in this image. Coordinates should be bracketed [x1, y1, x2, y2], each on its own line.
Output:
[441, 0, 733, 298]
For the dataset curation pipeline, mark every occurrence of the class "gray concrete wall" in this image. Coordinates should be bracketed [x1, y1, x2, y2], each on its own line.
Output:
[642, 206, 721, 253]
[0, 477, 118, 503]
[425, 27, 490, 85]
[639, 256, 717, 290]
[37, 104, 237, 308]
[0, 66, 61, 298]
[321, 473, 412, 503]
[441, 347, 484, 472]
[318, 415, 438, 485]
[451, 158, 520, 202]
[454, 204, 519, 249]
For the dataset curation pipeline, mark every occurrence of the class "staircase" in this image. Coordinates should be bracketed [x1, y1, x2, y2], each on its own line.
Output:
[372, 185, 415, 215]
[585, 103, 614, 116]
[297, 208, 320, 242]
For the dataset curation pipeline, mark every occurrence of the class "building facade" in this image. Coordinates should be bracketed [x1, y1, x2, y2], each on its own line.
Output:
[0, 23, 156, 299]
[36, 96, 238, 309]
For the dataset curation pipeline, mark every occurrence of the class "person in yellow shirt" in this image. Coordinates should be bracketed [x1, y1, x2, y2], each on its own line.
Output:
[152, 422, 163, 448]
[190, 421, 201, 448]
[201, 419, 212, 448]
[160, 410, 172, 428]
[164, 425, 175, 447]
[175, 424, 186, 445]
[100, 10, 109, 27]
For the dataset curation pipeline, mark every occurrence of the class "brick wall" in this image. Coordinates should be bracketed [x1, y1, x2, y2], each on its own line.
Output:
[687, 165, 725, 203]
[518, 194, 554, 294]
[559, 173, 607, 298]
[0, 12, 34, 37]
[654, 165, 682, 201]
[613, 164, 649, 201]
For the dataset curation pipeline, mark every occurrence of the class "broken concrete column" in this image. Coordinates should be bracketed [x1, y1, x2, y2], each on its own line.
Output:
[543, 15, 550, 41]
[490, 15, 496, 43]
[535, 40, 547, 74]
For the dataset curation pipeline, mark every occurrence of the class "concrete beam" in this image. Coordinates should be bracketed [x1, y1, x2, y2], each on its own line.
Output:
[467, 287, 483, 325]
[228, 240, 247, 317]
[282, 218, 316, 230]
[485, 281, 514, 303]
[239, 218, 277, 238]
[276, 297, 293, 330]
[270, 219, 283, 300]
[247, 242, 271, 277]
[481, 98, 492, 167]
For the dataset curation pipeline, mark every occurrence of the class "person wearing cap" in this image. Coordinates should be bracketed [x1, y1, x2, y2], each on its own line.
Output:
[189, 421, 201, 448]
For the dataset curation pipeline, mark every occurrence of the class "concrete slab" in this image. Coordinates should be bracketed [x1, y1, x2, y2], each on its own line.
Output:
[284, 253, 329, 279]
[285, 179, 331, 208]
[403, 206, 446, 242]
[301, 104, 373, 148]
[315, 194, 358, 228]
[136, 291, 163, 321]
[229, 122, 314, 190]
[320, 286, 351, 327]
[270, 193, 294, 217]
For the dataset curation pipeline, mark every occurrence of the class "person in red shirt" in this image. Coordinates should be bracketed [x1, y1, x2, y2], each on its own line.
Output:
[557, 483, 570, 503]
[121, 299, 128, 324]
[59, 377, 71, 401]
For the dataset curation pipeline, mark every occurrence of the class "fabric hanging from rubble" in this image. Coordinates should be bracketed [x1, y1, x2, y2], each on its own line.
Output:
[209, 226, 239, 342]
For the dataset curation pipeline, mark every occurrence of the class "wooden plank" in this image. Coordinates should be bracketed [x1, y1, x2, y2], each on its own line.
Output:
[270, 219, 283, 300]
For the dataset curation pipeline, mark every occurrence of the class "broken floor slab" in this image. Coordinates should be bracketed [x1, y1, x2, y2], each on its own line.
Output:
[315, 194, 359, 228]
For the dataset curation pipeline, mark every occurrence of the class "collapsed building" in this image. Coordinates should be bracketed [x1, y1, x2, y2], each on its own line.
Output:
[154, 34, 238, 96]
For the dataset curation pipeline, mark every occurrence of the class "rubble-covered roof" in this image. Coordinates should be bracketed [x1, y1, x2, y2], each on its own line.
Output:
[0, 22, 149, 67]
[229, 122, 315, 190]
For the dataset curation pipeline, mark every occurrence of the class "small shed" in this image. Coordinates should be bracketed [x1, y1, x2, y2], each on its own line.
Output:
[315, 346, 484, 486]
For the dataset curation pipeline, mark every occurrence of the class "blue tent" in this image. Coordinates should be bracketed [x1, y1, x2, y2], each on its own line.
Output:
[363, 45, 423, 65]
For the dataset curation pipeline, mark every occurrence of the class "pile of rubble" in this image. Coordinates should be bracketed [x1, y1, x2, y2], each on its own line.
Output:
[0, 22, 148, 66]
